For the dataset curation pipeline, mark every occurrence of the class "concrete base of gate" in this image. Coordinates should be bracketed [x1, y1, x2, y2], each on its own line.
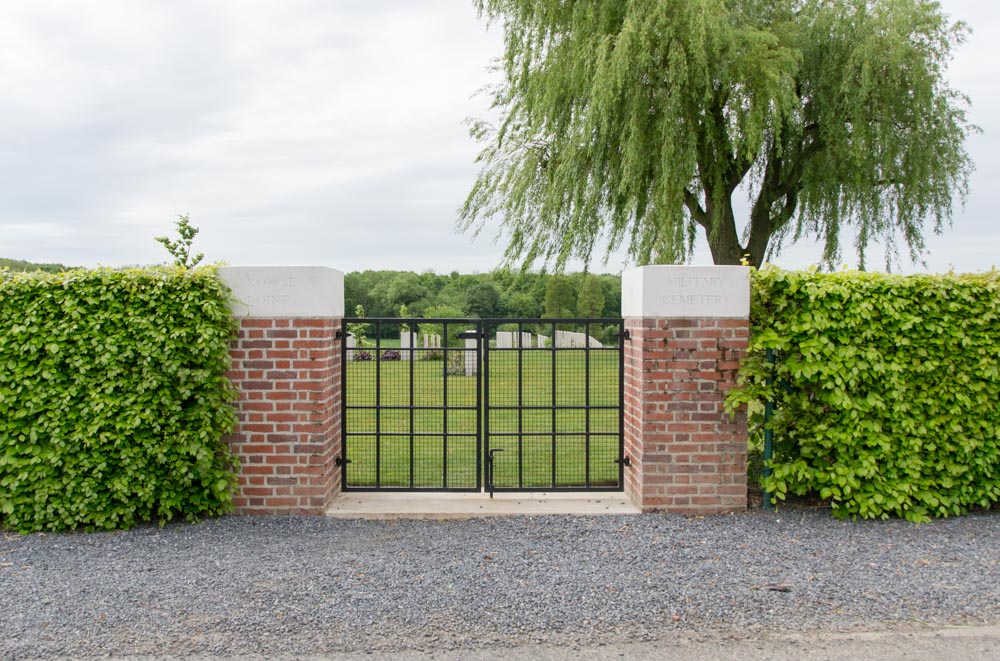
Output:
[325, 491, 640, 520]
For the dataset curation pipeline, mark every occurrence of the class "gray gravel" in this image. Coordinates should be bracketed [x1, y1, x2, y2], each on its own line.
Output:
[2, 510, 999, 658]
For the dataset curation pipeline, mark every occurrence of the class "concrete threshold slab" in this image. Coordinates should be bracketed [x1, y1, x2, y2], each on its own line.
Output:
[326, 491, 640, 520]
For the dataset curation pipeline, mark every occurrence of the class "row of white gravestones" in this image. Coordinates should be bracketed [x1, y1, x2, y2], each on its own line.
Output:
[494, 331, 536, 348]
[399, 332, 442, 360]
[553, 330, 603, 348]
[345, 332, 439, 361]
[493, 330, 603, 349]
[345, 329, 600, 368]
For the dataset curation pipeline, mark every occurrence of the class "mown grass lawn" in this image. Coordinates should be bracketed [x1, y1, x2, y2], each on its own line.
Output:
[344, 348, 621, 489]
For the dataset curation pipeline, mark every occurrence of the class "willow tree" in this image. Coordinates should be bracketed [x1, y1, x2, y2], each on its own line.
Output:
[460, 0, 975, 269]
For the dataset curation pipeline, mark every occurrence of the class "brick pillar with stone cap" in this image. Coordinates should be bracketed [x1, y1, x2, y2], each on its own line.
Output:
[621, 266, 750, 514]
[218, 266, 344, 515]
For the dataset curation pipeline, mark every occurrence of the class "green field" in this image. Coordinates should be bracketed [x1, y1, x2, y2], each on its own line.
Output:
[343, 348, 621, 490]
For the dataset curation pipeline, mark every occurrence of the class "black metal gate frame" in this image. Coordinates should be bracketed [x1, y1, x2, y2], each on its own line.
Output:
[482, 318, 625, 493]
[340, 318, 483, 491]
[340, 317, 624, 493]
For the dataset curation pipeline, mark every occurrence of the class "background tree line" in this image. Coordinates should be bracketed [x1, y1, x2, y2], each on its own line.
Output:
[345, 270, 621, 322]
[0, 257, 71, 273]
[3, 257, 622, 324]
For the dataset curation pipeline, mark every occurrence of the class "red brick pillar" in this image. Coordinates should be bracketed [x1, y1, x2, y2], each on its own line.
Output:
[218, 267, 344, 515]
[621, 266, 750, 514]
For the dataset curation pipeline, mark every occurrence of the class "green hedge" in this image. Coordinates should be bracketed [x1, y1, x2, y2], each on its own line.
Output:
[729, 268, 1000, 521]
[0, 267, 238, 532]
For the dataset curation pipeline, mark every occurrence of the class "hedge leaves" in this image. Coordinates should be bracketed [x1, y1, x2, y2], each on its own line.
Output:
[729, 268, 1000, 521]
[0, 267, 238, 532]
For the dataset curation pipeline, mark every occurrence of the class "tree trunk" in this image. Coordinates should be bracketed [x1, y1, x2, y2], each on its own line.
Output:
[745, 200, 773, 269]
[704, 197, 749, 266]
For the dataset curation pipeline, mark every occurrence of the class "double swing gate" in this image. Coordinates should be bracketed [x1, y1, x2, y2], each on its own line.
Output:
[341, 318, 625, 493]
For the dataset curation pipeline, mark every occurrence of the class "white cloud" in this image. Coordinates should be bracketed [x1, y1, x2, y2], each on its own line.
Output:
[0, 0, 996, 275]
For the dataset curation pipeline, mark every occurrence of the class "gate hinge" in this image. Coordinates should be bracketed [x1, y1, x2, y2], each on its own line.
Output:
[335, 455, 351, 466]
[615, 456, 632, 467]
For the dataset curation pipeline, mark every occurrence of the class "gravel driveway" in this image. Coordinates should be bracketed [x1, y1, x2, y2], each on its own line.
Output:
[3, 510, 999, 658]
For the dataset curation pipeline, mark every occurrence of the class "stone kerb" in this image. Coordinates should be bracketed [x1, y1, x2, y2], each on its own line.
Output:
[218, 266, 344, 515]
[621, 266, 750, 514]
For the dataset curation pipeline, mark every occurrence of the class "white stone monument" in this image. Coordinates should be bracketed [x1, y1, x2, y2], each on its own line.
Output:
[218, 266, 344, 318]
[621, 265, 750, 318]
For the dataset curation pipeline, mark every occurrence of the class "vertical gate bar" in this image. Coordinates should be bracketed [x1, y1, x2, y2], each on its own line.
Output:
[341, 319, 349, 489]
[550, 321, 557, 489]
[517, 321, 524, 489]
[618, 318, 625, 488]
[480, 320, 487, 493]
[409, 321, 415, 489]
[442, 322, 449, 490]
[584, 322, 591, 489]
[374, 320, 382, 489]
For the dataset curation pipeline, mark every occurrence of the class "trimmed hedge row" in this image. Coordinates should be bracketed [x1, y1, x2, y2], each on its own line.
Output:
[0, 267, 238, 532]
[729, 268, 1000, 521]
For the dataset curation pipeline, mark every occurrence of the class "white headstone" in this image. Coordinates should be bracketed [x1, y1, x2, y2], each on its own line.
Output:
[464, 339, 478, 376]
[555, 330, 587, 348]
[552, 330, 602, 348]
[400, 330, 416, 360]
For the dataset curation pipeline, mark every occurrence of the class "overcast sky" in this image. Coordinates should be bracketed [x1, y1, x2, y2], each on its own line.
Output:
[1, 1, 997, 274]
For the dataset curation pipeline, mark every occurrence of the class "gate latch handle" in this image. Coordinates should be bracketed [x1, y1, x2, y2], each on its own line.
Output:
[486, 449, 504, 499]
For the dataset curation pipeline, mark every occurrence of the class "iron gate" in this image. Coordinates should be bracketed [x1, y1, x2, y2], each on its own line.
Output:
[483, 319, 624, 491]
[341, 318, 482, 491]
[341, 318, 624, 492]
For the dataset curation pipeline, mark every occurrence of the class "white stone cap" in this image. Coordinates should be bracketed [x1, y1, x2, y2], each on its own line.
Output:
[621, 265, 750, 318]
[217, 266, 344, 318]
